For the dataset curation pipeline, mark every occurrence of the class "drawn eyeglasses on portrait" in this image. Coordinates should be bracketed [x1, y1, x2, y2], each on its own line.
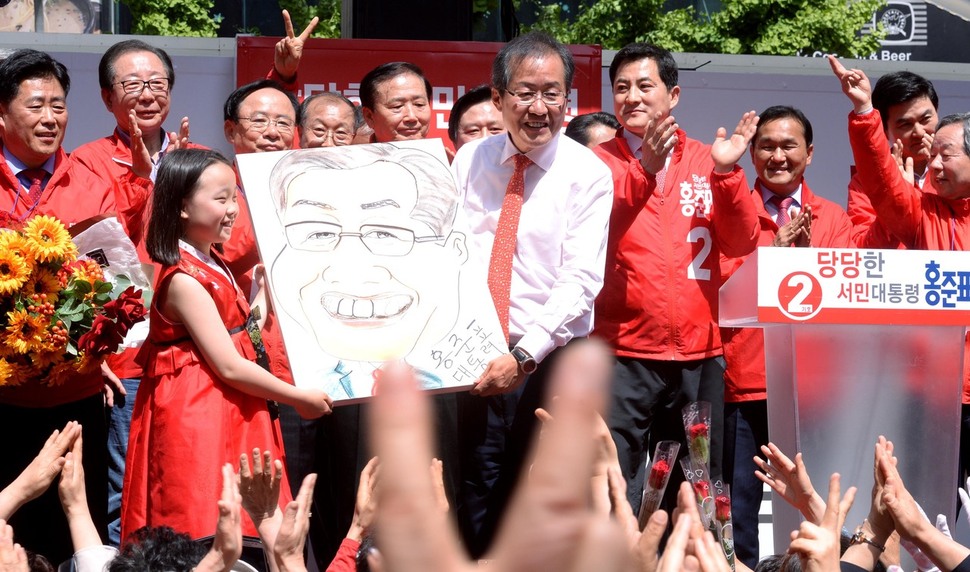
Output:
[284, 221, 444, 256]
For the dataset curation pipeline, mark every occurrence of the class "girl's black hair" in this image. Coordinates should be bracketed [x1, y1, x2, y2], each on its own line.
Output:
[146, 148, 233, 266]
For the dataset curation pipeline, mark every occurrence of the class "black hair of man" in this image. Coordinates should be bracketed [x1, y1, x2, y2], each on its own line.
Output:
[564, 111, 621, 147]
[492, 31, 575, 93]
[447, 85, 493, 144]
[299, 91, 358, 132]
[755, 105, 814, 147]
[0, 49, 70, 107]
[223, 78, 300, 124]
[872, 71, 939, 132]
[608, 42, 678, 91]
[98, 39, 176, 91]
[108, 526, 208, 572]
[360, 62, 432, 110]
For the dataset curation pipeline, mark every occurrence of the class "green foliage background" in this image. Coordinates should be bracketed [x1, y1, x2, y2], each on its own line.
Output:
[119, 0, 341, 38]
[528, 0, 886, 57]
[119, 0, 219, 36]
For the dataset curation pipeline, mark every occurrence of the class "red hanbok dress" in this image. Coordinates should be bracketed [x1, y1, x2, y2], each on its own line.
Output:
[121, 247, 292, 542]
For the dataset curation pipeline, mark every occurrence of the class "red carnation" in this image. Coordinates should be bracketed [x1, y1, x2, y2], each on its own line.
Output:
[77, 315, 124, 357]
[715, 494, 732, 521]
[648, 459, 670, 490]
[689, 422, 708, 439]
[693, 480, 711, 499]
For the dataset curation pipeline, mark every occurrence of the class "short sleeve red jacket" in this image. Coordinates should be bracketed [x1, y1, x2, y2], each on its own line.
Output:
[592, 129, 759, 360]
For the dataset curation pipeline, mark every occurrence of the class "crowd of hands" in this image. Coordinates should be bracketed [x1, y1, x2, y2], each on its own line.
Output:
[5, 340, 970, 571]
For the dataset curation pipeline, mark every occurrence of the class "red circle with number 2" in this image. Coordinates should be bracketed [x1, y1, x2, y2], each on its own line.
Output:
[777, 271, 823, 320]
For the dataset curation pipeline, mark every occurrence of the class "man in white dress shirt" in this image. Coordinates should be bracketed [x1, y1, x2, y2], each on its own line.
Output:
[451, 31, 614, 557]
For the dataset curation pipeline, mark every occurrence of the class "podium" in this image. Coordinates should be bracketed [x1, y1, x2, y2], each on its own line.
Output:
[720, 247, 969, 551]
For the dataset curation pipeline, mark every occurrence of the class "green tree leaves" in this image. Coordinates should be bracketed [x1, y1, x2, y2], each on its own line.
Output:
[529, 0, 885, 57]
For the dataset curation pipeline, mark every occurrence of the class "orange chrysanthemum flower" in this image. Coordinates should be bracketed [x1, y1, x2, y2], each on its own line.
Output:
[0, 249, 29, 296]
[23, 215, 76, 263]
[22, 268, 61, 301]
[4, 309, 48, 354]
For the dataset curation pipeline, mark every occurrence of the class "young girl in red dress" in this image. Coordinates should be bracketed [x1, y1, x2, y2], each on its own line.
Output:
[121, 148, 333, 542]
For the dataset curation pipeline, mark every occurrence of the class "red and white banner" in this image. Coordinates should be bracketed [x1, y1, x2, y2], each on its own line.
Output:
[755, 247, 970, 325]
[236, 37, 603, 151]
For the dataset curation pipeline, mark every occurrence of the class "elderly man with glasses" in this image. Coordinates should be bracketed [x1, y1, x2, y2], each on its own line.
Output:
[451, 31, 614, 557]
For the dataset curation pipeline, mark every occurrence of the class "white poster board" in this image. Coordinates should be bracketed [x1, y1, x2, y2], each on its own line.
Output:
[237, 139, 506, 403]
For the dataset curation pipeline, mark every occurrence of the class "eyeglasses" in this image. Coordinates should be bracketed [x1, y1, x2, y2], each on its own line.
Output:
[284, 222, 443, 256]
[236, 114, 295, 134]
[312, 128, 354, 145]
[505, 89, 566, 107]
[114, 78, 170, 94]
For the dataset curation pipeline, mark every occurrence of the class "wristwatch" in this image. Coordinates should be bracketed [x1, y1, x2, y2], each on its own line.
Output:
[510, 346, 538, 374]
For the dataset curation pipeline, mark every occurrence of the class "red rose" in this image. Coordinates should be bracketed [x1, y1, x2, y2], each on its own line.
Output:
[715, 494, 732, 521]
[693, 480, 711, 499]
[648, 459, 670, 489]
[689, 422, 708, 439]
[77, 315, 124, 357]
[103, 286, 146, 332]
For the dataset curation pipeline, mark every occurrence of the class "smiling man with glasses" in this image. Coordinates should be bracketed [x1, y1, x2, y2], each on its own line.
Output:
[450, 31, 614, 557]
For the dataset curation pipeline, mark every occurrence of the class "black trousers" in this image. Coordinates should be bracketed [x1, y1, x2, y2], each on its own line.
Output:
[0, 394, 107, 564]
[456, 342, 572, 558]
[723, 400, 770, 570]
[282, 393, 461, 570]
[607, 356, 726, 516]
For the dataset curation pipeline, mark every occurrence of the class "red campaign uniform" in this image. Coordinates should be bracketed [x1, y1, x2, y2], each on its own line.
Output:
[719, 181, 854, 403]
[121, 248, 292, 541]
[847, 172, 906, 249]
[849, 109, 970, 403]
[592, 128, 759, 358]
[0, 146, 115, 407]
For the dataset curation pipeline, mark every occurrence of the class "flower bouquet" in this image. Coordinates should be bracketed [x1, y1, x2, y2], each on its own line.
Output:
[713, 480, 736, 571]
[0, 214, 146, 387]
[682, 401, 712, 469]
[637, 440, 680, 530]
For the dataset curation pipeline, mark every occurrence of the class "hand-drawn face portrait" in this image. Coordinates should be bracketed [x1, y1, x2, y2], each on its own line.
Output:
[268, 145, 467, 362]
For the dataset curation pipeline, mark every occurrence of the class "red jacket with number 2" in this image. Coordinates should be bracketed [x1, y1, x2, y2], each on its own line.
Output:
[592, 129, 759, 360]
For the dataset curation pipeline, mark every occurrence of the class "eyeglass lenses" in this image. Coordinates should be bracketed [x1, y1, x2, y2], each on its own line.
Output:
[513, 90, 564, 106]
[121, 79, 169, 94]
[245, 115, 294, 133]
[285, 222, 415, 255]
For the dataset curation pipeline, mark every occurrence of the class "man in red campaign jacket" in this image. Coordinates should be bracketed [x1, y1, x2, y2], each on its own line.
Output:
[830, 52, 970, 510]
[846, 70, 939, 249]
[718, 105, 853, 568]
[0, 48, 116, 562]
[592, 42, 759, 517]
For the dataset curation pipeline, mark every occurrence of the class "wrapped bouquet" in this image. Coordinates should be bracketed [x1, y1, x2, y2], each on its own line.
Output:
[0, 214, 146, 387]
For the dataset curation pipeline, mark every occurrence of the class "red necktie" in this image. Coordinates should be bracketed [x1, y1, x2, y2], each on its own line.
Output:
[488, 154, 532, 344]
[20, 168, 47, 207]
[770, 195, 795, 226]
